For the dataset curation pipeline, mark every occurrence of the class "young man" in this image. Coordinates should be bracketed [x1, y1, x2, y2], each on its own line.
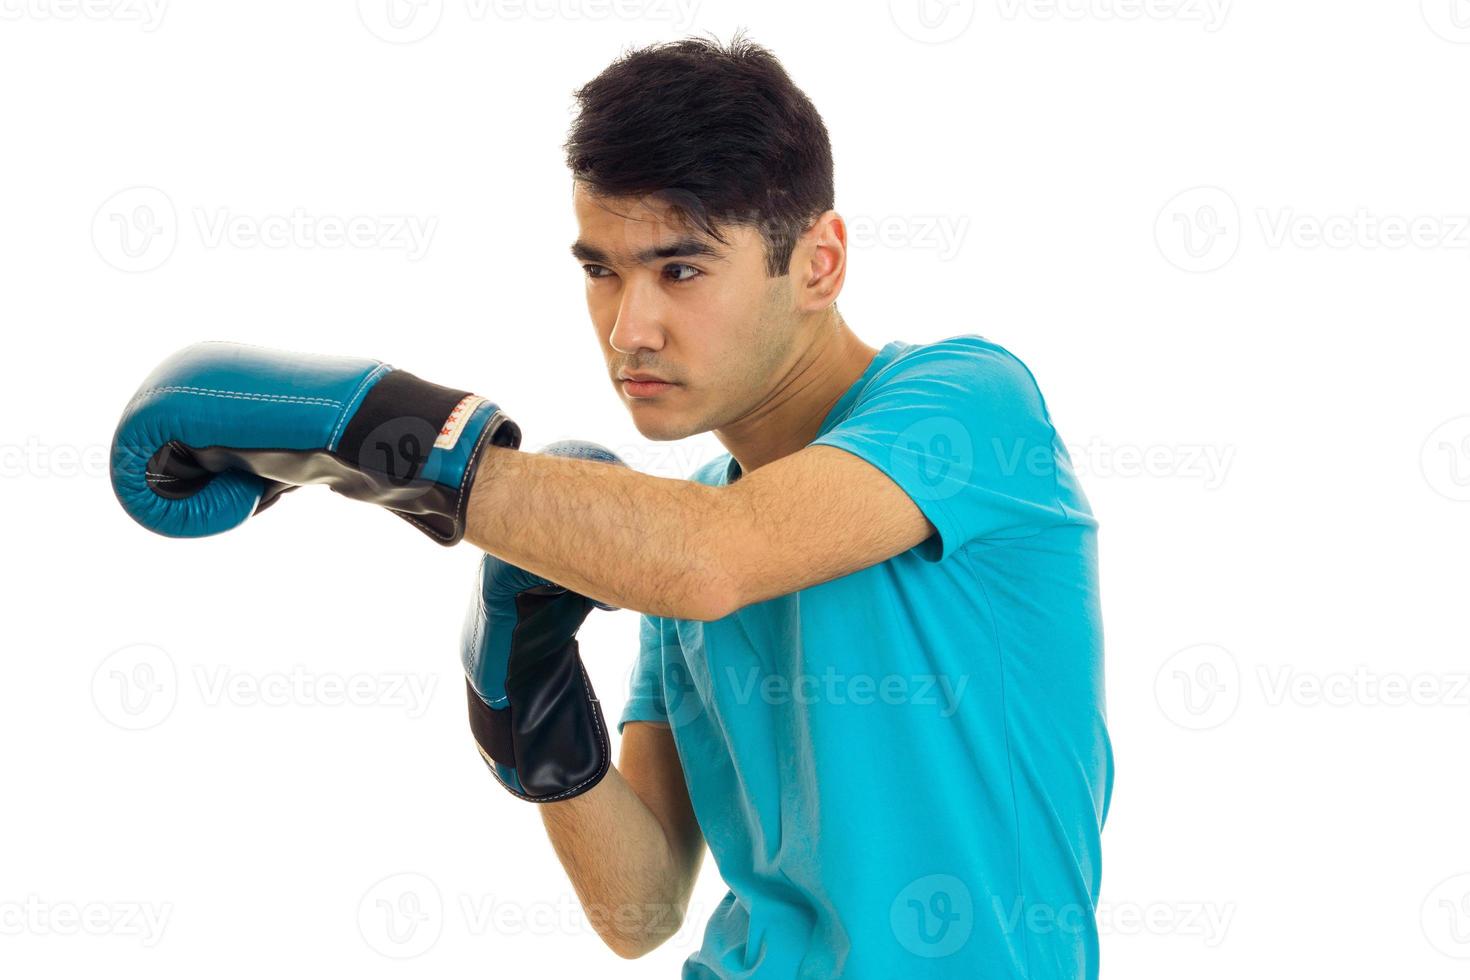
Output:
[508, 35, 1113, 978]
[110, 33, 1111, 980]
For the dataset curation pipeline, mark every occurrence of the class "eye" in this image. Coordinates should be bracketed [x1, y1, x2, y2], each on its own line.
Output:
[663, 263, 703, 283]
[582, 264, 613, 280]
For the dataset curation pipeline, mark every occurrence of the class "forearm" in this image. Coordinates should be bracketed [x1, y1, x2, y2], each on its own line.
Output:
[537, 761, 693, 958]
[463, 445, 732, 620]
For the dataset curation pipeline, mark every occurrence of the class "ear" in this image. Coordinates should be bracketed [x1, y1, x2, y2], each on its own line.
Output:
[791, 210, 847, 313]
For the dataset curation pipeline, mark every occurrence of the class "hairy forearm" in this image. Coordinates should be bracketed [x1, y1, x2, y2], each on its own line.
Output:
[462, 445, 732, 620]
[538, 763, 693, 958]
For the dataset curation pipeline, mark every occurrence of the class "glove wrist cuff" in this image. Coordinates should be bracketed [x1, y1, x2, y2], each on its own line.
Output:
[335, 368, 521, 545]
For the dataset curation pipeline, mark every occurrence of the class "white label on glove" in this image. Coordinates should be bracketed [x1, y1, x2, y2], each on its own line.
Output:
[436, 395, 487, 451]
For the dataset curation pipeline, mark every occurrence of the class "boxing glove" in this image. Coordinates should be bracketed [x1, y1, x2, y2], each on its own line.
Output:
[110, 341, 520, 545]
[461, 440, 624, 802]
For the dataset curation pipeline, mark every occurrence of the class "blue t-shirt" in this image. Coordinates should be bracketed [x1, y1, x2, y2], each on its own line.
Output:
[620, 334, 1112, 979]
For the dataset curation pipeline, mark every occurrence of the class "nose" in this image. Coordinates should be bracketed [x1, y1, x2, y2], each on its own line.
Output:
[607, 278, 666, 356]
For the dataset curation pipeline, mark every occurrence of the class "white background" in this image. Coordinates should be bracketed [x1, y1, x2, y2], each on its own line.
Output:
[3, 0, 1469, 976]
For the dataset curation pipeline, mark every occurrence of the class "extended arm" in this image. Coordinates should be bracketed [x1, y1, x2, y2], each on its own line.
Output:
[109, 341, 934, 620]
[463, 443, 934, 620]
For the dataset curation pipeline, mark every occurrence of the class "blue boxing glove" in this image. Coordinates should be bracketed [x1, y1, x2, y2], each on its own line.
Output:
[461, 440, 624, 802]
[110, 341, 520, 545]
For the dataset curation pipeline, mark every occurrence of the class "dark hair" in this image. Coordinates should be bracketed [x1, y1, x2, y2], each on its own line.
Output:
[564, 33, 834, 277]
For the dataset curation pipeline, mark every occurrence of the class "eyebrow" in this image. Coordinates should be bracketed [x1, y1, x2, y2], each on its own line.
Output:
[570, 236, 725, 266]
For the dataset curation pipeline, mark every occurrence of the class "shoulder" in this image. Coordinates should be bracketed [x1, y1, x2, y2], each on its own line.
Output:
[866, 333, 1048, 413]
[891, 332, 1033, 373]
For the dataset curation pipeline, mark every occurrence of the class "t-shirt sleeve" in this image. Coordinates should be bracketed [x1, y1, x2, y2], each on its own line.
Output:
[617, 612, 673, 733]
[809, 335, 1074, 563]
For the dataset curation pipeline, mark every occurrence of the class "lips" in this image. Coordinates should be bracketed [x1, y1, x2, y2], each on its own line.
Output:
[620, 376, 675, 398]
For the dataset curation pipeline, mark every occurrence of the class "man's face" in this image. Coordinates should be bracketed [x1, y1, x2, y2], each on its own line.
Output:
[571, 184, 796, 441]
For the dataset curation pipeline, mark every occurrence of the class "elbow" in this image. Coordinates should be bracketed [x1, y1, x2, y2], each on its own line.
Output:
[608, 938, 647, 960]
[608, 937, 655, 960]
[602, 915, 685, 960]
[681, 563, 740, 622]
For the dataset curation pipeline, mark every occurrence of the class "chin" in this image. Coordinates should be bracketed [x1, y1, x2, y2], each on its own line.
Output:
[628, 411, 696, 442]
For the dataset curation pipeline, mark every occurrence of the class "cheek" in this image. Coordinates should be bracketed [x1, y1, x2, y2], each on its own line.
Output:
[690, 283, 765, 348]
[686, 294, 771, 375]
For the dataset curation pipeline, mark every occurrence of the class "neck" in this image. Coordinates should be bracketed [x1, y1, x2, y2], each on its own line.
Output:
[714, 313, 880, 479]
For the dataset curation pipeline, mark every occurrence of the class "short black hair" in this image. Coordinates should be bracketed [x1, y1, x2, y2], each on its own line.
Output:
[564, 33, 834, 277]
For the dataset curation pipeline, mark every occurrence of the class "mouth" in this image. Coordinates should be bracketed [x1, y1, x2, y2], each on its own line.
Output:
[618, 374, 677, 398]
